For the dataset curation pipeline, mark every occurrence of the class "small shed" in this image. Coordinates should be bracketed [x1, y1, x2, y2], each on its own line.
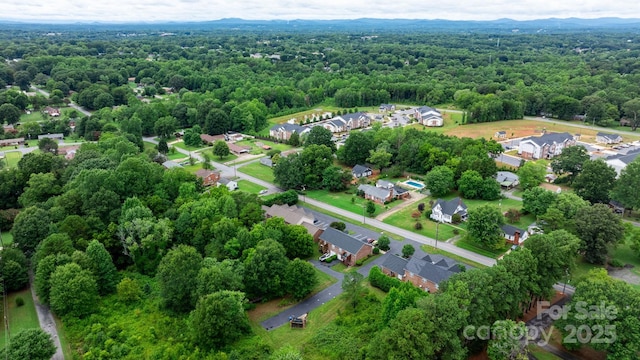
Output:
[289, 313, 308, 329]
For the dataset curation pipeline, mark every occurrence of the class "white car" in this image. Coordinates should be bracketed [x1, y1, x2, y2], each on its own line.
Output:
[258, 189, 268, 195]
[319, 253, 332, 262]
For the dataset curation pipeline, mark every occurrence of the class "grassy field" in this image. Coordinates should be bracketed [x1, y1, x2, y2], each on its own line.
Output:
[305, 188, 402, 218]
[444, 119, 640, 143]
[383, 205, 458, 240]
[181, 163, 204, 174]
[0, 288, 41, 350]
[237, 180, 267, 194]
[1, 231, 13, 246]
[528, 345, 562, 360]
[235, 139, 293, 155]
[1, 151, 22, 169]
[238, 162, 275, 183]
[203, 149, 238, 163]
[571, 239, 640, 290]
[455, 236, 511, 259]
[404, 110, 463, 135]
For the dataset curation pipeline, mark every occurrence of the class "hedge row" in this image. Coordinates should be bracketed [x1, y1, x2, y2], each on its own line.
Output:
[368, 266, 403, 293]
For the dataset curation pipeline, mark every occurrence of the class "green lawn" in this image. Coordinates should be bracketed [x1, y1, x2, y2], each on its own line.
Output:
[305, 188, 403, 218]
[455, 236, 511, 259]
[383, 205, 458, 240]
[204, 149, 238, 163]
[2, 151, 22, 169]
[167, 151, 187, 161]
[238, 161, 275, 183]
[528, 345, 562, 360]
[571, 239, 640, 289]
[1, 231, 13, 246]
[182, 163, 204, 174]
[237, 180, 267, 194]
[235, 139, 293, 155]
[0, 288, 41, 350]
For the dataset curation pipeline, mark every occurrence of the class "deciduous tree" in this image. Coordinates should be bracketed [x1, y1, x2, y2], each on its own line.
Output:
[575, 204, 625, 264]
[517, 161, 546, 190]
[190, 291, 251, 350]
[213, 140, 230, 159]
[551, 146, 590, 182]
[573, 159, 616, 204]
[49, 262, 98, 317]
[156, 244, 203, 312]
[467, 205, 505, 249]
[0, 329, 56, 360]
[611, 156, 640, 210]
[425, 165, 454, 197]
[86, 240, 119, 295]
[285, 258, 317, 300]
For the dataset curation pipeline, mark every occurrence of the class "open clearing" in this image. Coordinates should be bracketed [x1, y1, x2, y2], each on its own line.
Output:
[443, 119, 640, 143]
[0, 288, 41, 349]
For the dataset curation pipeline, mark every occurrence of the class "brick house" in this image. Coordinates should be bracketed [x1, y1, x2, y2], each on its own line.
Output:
[357, 181, 410, 204]
[195, 169, 221, 187]
[262, 204, 322, 240]
[269, 123, 309, 141]
[317, 227, 373, 267]
[200, 134, 226, 145]
[380, 254, 462, 292]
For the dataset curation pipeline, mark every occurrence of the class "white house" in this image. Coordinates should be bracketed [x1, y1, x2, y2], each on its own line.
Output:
[517, 132, 576, 160]
[352, 164, 373, 178]
[501, 224, 529, 245]
[430, 197, 468, 223]
[596, 132, 623, 144]
[414, 106, 443, 127]
[605, 150, 640, 177]
[217, 177, 238, 191]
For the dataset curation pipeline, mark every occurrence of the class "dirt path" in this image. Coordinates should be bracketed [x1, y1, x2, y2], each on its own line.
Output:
[375, 192, 427, 222]
[29, 273, 63, 360]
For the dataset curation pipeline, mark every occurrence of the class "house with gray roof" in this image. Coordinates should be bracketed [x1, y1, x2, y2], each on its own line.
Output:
[495, 171, 519, 189]
[380, 253, 462, 292]
[38, 133, 64, 142]
[269, 123, 309, 141]
[318, 227, 373, 267]
[518, 132, 576, 159]
[217, 177, 238, 191]
[596, 132, 623, 144]
[501, 224, 529, 245]
[357, 181, 410, 204]
[379, 104, 395, 112]
[316, 112, 371, 133]
[430, 197, 468, 224]
[262, 204, 322, 239]
[605, 149, 640, 176]
[352, 164, 373, 178]
[414, 106, 443, 127]
[162, 160, 182, 169]
[259, 157, 273, 167]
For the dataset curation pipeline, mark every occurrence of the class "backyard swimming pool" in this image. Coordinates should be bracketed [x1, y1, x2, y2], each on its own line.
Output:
[403, 180, 425, 189]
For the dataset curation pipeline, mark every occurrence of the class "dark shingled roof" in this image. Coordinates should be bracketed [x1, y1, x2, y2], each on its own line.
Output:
[433, 197, 467, 217]
[596, 132, 621, 140]
[380, 254, 408, 275]
[270, 123, 307, 134]
[352, 164, 371, 175]
[406, 256, 458, 284]
[341, 112, 366, 121]
[319, 227, 370, 255]
[606, 148, 640, 165]
[522, 132, 573, 147]
[501, 224, 525, 237]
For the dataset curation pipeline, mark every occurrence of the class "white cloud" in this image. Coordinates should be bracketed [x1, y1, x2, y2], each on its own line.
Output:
[2, 0, 640, 22]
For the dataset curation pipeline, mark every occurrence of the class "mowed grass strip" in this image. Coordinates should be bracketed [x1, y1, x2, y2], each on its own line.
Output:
[237, 180, 266, 194]
[0, 288, 41, 350]
[238, 162, 275, 183]
[382, 205, 458, 240]
[304, 189, 390, 218]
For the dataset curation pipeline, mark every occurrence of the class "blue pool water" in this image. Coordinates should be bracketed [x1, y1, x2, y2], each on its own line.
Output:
[405, 180, 424, 189]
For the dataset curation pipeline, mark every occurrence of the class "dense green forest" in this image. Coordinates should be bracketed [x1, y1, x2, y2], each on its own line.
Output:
[2, 27, 640, 359]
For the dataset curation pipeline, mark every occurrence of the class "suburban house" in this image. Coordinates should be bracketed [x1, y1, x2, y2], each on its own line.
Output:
[0, 138, 25, 146]
[605, 149, 640, 176]
[217, 177, 238, 191]
[2, 125, 17, 134]
[317, 227, 373, 267]
[596, 132, 623, 144]
[414, 106, 443, 127]
[43, 106, 60, 117]
[162, 160, 182, 169]
[517, 132, 576, 160]
[357, 183, 409, 204]
[262, 204, 322, 239]
[200, 134, 226, 145]
[269, 123, 309, 141]
[227, 143, 251, 155]
[37, 133, 64, 142]
[380, 253, 462, 293]
[495, 171, 519, 189]
[501, 224, 529, 245]
[58, 145, 79, 160]
[352, 164, 373, 178]
[430, 197, 468, 223]
[495, 131, 507, 139]
[379, 104, 396, 112]
[195, 169, 221, 187]
[609, 200, 625, 214]
[259, 157, 273, 167]
[316, 112, 371, 133]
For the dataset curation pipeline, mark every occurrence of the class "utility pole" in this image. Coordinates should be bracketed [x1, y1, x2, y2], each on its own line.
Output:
[435, 222, 439, 249]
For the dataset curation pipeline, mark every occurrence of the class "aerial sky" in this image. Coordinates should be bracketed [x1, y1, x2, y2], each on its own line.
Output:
[3, 0, 640, 22]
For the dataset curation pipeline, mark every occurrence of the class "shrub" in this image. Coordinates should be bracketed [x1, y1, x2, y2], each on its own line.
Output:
[402, 244, 416, 258]
[326, 255, 337, 263]
[356, 258, 365, 266]
[329, 221, 347, 232]
[368, 266, 403, 292]
[377, 235, 391, 251]
[424, 209, 432, 219]
[411, 211, 421, 219]
[372, 247, 380, 254]
[505, 208, 521, 224]
[609, 259, 624, 268]
[15, 297, 25, 307]
[117, 277, 143, 303]
[452, 213, 462, 224]
[414, 222, 423, 230]
[417, 203, 425, 212]
[453, 229, 460, 235]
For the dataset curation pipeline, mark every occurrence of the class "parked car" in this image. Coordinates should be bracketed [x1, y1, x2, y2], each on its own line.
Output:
[258, 189, 268, 195]
[319, 253, 332, 262]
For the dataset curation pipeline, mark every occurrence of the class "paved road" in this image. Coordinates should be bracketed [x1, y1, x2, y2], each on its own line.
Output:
[496, 152, 522, 167]
[29, 273, 63, 360]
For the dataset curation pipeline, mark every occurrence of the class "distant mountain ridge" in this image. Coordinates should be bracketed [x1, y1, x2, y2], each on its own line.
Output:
[1, 17, 640, 33]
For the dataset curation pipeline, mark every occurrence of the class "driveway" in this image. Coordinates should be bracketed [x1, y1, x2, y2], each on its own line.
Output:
[29, 273, 63, 360]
